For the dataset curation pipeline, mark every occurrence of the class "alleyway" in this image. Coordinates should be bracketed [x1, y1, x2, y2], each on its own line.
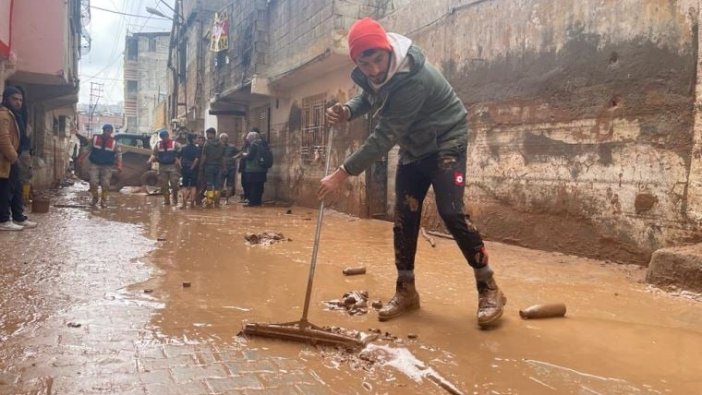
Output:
[1, 183, 701, 395]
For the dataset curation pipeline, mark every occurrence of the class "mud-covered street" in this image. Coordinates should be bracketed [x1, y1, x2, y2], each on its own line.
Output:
[1, 184, 701, 395]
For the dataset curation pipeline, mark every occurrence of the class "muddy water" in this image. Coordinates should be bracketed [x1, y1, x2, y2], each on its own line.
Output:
[1, 185, 701, 394]
[101, 191, 702, 394]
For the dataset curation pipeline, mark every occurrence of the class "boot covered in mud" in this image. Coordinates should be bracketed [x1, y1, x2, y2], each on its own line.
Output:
[163, 192, 171, 206]
[378, 277, 420, 321]
[214, 190, 221, 207]
[99, 191, 108, 208]
[90, 187, 99, 207]
[475, 266, 506, 327]
[172, 190, 178, 206]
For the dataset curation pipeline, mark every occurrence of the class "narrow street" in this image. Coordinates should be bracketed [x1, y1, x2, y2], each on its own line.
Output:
[1, 184, 701, 395]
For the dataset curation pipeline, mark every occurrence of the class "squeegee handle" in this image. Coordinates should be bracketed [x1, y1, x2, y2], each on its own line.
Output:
[300, 127, 335, 322]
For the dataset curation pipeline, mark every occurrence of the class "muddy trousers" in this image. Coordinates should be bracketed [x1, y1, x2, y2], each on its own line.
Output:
[0, 164, 27, 223]
[394, 149, 487, 273]
[158, 164, 180, 200]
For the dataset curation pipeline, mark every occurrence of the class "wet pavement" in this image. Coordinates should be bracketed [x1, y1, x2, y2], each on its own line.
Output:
[1, 182, 701, 394]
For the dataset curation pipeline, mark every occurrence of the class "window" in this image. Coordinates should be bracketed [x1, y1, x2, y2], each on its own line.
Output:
[300, 94, 326, 164]
[127, 117, 137, 129]
[126, 80, 138, 96]
[127, 38, 138, 60]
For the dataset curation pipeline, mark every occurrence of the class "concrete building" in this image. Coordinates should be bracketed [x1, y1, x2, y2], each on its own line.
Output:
[123, 32, 170, 133]
[2, 0, 85, 189]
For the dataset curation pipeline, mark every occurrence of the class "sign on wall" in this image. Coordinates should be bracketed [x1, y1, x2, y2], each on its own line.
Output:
[0, 0, 12, 57]
[210, 12, 228, 52]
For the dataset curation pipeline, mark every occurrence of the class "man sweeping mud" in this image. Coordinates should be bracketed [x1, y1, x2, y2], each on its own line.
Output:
[319, 17, 506, 327]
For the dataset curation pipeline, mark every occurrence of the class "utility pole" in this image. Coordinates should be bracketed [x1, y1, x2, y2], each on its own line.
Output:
[88, 82, 104, 137]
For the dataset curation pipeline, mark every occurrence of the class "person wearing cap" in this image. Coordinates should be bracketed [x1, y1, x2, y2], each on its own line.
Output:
[219, 132, 241, 204]
[148, 129, 182, 206]
[319, 18, 506, 327]
[0, 85, 36, 230]
[87, 124, 122, 207]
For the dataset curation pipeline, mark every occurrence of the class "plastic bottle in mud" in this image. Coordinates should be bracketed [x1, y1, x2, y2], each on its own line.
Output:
[519, 303, 567, 319]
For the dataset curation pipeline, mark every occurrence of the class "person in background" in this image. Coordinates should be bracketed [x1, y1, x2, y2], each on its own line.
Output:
[0, 85, 36, 230]
[219, 133, 241, 204]
[241, 129, 268, 207]
[200, 128, 225, 207]
[238, 133, 250, 203]
[149, 129, 181, 206]
[87, 124, 122, 208]
[178, 133, 200, 208]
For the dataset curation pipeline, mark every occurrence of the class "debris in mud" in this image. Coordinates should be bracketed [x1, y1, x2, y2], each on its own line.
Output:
[519, 303, 567, 319]
[54, 204, 88, 209]
[371, 300, 383, 309]
[325, 290, 370, 315]
[156, 237, 167, 241]
[286, 209, 292, 214]
[343, 266, 366, 276]
[182, 282, 191, 288]
[420, 227, 436, 248]
[143, 289, 153, 294]
[67, 322, 81, 328]
[244, 231, 290, 246]
[408, 333, 418, 339]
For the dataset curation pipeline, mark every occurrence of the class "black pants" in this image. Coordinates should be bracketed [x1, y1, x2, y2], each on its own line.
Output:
[245, 172, 266, 206]
[394, 149, 486, 272]
[0, 164, 26, 223]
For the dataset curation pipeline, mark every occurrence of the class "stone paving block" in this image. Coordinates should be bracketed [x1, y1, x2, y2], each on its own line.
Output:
[170, 363, 229, 384]
[206, 376, 255, 393]
[258, 370, 316, 387]
[194, 348, 220, 365]
[272, 357, 305, 371]
[174, 380, 211, 395]
[139, 369, 175, 385]
[295, 383, 331, 395]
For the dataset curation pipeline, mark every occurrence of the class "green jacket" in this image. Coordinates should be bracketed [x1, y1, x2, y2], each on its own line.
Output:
[343, 45, 468, 176]
[202, 139, 224, 166]
[244, 142, 266, 173]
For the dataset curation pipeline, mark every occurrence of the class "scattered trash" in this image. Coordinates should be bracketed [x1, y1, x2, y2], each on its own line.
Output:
[67, 322, 81, 328]
[182, 282, 191, 288]
[325, 290, 369, 315]
[371, 300, 383, 309]
[244, 231, 290, 246]
[519, 303, 567, 319]
[408, 333, 418, 339]
[343, 266, 366, 276]
[285, 209, 293, 214]
[143, 289, 153, 294]
[156, 237, 167, 241]
[420, 227, 436, 247]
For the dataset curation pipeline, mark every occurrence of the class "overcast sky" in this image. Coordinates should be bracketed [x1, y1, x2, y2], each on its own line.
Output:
[78, 0, 174, 106]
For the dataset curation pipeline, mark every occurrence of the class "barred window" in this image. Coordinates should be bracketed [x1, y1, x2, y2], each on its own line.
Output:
[300, 94, 326, 164]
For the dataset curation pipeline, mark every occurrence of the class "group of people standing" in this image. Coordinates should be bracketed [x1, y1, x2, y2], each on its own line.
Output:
[149, 127, 269, 208]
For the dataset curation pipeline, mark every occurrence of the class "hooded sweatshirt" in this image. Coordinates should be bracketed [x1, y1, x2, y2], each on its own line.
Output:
[342, 37, 469, 176]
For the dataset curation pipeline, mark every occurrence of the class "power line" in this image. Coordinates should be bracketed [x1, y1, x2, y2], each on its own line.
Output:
[91, 5, 170, 20]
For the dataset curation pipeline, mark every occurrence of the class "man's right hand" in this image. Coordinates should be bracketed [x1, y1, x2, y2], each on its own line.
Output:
[326, 103, 350, 126]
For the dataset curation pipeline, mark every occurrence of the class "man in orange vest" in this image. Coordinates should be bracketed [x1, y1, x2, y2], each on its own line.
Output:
[148, 129, 181, 206]
[87, 124, 122, 208]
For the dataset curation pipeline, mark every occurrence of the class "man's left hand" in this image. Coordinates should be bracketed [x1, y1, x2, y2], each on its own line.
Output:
[318, 168, 349, 200]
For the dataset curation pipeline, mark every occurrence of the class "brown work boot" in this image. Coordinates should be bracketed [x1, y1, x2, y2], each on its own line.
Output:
[164, 194, 171, 206]
[90, 188, 99, 207]
[476, 275, 506, 327]
[99, 191, 108, 208]
[378, 278, 420, 321]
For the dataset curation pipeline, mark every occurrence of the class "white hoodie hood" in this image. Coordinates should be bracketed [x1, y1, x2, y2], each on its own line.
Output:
[369, 32, 413, 91]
